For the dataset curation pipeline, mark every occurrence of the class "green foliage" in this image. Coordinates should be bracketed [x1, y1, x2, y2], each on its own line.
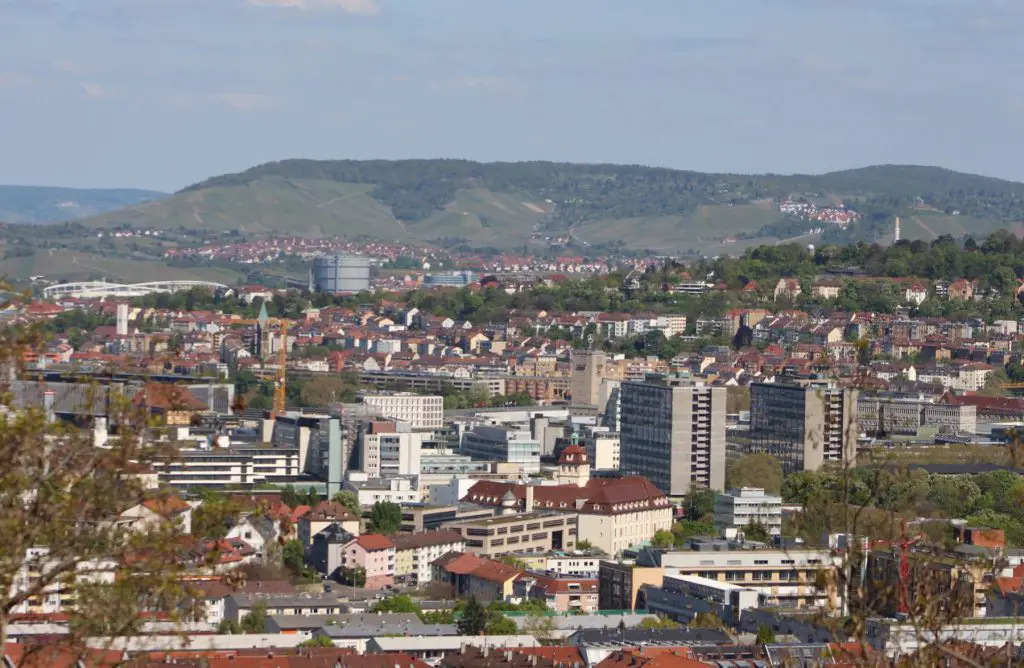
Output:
[756, 624, 777, 644]
[689, 611, 725, 629]
[332, 490, 362, 515]
[485, 613, 520, 635]
[575, 539, 593, 550]
[217, 619, 242, 634]
[651, 529, 675, 549]
[487, 598, 548, 614]
[282, 539, 313, 580]
[297, 635, 335, 648]
[522, 608, 557, 645]
[420, 610, 456, 624]
[741, 521, 771, 543]
[340, 566, 366, 587]
[191, 492, 243, 541]
[726, 453, 784, 494]
[682, 488, 717, 522]
[240, 602, 267, 633]
[671, 520, 715, 546]
[640, 616, 681, 630]
[367, 501, 402, 535]
[456, 596, 488, 636]
[372, 595, 421, 615]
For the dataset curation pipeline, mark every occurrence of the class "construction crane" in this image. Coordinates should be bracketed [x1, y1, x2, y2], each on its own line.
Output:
[896, 519, 922, 616]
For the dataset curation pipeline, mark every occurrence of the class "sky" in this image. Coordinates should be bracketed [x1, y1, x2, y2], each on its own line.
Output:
[1, 0, 1024, 191]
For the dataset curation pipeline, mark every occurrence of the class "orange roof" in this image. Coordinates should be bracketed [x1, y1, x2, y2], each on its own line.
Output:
[353, 534, 394, 551]
[469, 560, 523, 584]
[132, 382, 207, 411]
[142, 496, 191, 517]
[436, 551, 487, 575]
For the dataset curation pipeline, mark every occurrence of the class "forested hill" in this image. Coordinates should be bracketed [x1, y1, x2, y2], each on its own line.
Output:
[183, 160, 1024, 224]
[78, 160, 1024, 251]
[0, 185, 166, 224]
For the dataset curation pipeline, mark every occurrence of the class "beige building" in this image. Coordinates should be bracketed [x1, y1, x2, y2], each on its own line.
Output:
[570, 350, 607, 406]
[447, 512, 577, 558]
[750, 380, 858, 473]
[598, 560, 664, 611]
[462, 449, 672, 557]
[361, 392, 444, 429]
[585, 432, 620, 471]
[390, 530, 465, 585]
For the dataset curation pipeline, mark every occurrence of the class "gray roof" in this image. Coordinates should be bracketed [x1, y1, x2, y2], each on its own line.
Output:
[320, 613, 456, 638]
[512, 613, 655, 632]
[229, 592, 351, 609]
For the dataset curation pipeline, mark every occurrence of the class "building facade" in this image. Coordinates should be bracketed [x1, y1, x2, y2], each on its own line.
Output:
[619, 375, 726, 496]
[361, 393, 444, 430]
[447, 512, 577, 558]
[311, 254, 371, 293]
[570, 350, 608, 407]
[358, 420, 425, 477]
[460, 425, 541, 475]
[750, 380, 858, 473]
[713, 487, 783, 536]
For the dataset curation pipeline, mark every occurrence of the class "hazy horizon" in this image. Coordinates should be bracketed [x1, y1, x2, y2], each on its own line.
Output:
[2, 0, 1023, 191]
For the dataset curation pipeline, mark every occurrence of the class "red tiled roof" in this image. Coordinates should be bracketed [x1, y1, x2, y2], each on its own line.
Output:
[132, 382, 207, 411]
[352, 534, 394, 551]
[435, 551, 487, 575]
[142, 496, 191, 517]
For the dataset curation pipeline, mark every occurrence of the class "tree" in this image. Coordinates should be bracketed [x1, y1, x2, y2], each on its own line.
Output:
[741, 521, 770, 543]
[0, 321, 192, 651]
[651, 529, 675, 548]
[282, 540, 307, 577]
[217, 619, 242, 634]
[726, 453, 783, 493]
[575, 539, 593, 551]
[240, 602, 268, 633]
[756, 624, 777, 644]
[298, 635, 335, 648]
[485, 612, 519, 635]
[368, 501, 403, 535]
[522, 609, 556, 645]
[640, 616, 681, 630]
[689, 612, 725, 629]
[332, 490, 361, 516]
[281, 484, 300, 508]
[683, 488, 716, 521]
[340, 567, 366, 587]
[456, 596, 488, 636]
[372, 594, 421, 615]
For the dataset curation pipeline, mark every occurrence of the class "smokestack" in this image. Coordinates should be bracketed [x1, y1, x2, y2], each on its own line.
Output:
[116, 303, 129, 337]
[43, 389, 55, 424]
[525, 484, 534, 514]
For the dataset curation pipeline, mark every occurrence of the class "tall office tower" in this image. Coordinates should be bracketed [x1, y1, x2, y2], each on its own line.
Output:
[893, 215, 901, 244]
[619, 374, 726, 496]
[570, 350, 607, 406]
[750, 380, 858, 473]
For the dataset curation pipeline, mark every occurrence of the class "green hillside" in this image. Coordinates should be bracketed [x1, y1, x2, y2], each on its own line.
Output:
[0, 185, 166, 224]
[0, 247, 242, 285]
[78, 160, 1024, 251]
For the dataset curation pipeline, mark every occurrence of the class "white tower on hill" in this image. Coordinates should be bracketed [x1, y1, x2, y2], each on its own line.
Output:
[893, 216, 901, 244]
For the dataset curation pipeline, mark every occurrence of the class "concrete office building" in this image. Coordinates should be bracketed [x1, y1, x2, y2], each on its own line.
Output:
[357, 420, 425, 478]
[447, 512, 577, 558]
[270, 412, 344, 496]
[361, 392, 444, 430]
[460, 424, 541, 475]
[750, 380, 858, 473]
[423, 271, 474, 287]
[570, 350, 607, 407]
[619, 375, 726, 496]
[310, 254, 371, 293]
[714, 487, 783, 536]
[857, 397, 976, 436]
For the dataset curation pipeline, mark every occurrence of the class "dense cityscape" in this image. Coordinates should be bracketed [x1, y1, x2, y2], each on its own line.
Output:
[7, 2, 1024, 667]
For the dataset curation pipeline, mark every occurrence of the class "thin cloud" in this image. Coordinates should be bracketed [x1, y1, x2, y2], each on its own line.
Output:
[0, 72, 30, 88]
[245, 0, 378, 14]
[208, 92, 276, 110]
[80, 82, 113, 100]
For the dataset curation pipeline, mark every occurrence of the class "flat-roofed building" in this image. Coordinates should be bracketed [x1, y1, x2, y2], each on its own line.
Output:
[361, 392, 443, 429]
[714, 487, 783, 536]
[447, 512, 577, 558]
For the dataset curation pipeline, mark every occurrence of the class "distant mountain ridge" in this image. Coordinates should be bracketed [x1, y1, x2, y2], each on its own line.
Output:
[76, 160, 1024, 251]
[0, 185, 166, 224]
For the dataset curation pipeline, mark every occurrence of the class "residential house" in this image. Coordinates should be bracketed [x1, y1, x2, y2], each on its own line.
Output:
[342, 534, 396, 589]
[391, 531, 466, 585]
[773, 278, 801, 301]
[298, 501, 361, 547]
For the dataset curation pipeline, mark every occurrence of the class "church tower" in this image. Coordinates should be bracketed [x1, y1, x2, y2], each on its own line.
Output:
[557, 433, 591, 487]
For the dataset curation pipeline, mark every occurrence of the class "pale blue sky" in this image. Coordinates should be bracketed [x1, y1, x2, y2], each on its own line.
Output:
[1, 0, 1023, 190]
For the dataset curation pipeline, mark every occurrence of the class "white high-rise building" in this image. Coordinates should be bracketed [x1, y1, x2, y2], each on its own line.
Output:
[359, 421, 425, 477]
[361, 393, 443, 429]
[893, 215, 901, 244]
[714, 487, 783, 536]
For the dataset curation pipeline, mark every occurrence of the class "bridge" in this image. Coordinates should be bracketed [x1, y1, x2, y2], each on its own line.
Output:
[42, 280, 230, 299]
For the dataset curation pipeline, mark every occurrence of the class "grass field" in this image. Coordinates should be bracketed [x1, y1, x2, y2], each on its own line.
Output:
[0, 248, 243, 285]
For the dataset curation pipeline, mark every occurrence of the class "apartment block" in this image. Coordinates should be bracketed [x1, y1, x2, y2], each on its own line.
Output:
[358, 419, 425, 477]
[857, 397, 976, 436]
[361, 392, 444, 430]
[750, 380, 858, 473]
[713, 487, 783, 536]
[152, 444, 300, 489]
[619, 374, 726, 496]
